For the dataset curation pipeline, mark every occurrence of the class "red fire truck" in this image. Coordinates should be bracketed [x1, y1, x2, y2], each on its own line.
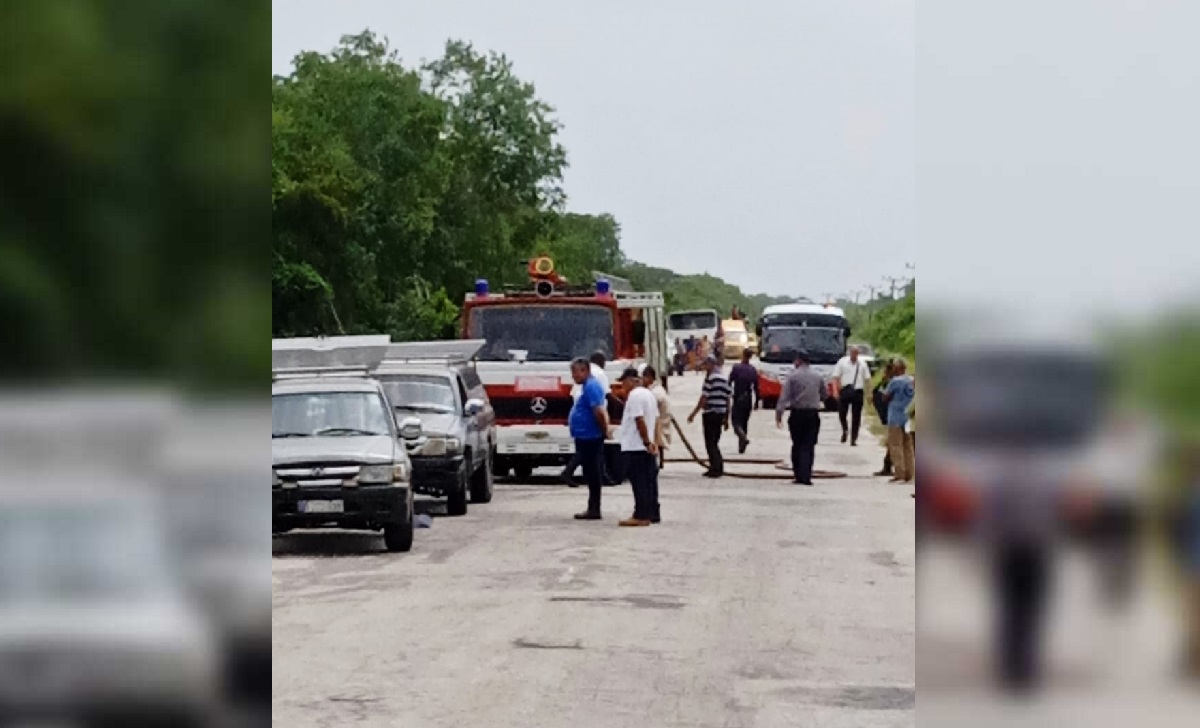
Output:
[461, 257, 667, 480]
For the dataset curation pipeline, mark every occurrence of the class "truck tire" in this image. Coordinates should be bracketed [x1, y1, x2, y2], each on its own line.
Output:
[470, 449, 494, 504]
[447, 464, 469, 516]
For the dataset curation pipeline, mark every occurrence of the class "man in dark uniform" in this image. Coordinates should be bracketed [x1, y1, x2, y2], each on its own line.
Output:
[775, 350, 824, 485]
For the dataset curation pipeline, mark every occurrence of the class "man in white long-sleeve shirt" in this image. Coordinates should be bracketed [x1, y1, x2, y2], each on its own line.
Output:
[831, 346, 872, 446]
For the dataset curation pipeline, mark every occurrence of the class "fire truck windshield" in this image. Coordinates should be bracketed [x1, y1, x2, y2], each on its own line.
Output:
[468, 305, 615, 362]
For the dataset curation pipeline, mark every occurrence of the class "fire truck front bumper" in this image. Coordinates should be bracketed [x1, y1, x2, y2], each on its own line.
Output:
[496, 425, 576, 457]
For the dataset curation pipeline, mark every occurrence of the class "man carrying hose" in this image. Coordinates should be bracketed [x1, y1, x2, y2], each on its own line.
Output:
[775, 350, 823, 486]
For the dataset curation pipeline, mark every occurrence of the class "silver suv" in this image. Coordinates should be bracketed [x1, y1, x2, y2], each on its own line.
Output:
[373, 343, 495, 516]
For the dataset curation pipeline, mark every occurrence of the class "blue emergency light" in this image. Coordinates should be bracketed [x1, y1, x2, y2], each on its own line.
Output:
[596, 279, 611, 296]
[475, 279, 489, 297]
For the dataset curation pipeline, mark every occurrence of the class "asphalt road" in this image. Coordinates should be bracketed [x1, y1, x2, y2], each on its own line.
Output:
[272, 370, 915, 727]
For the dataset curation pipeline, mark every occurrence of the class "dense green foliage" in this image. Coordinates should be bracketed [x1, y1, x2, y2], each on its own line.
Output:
[840, 284, 916, 361]
[3, 1, 268, 385]
[273, 33, 626, 339]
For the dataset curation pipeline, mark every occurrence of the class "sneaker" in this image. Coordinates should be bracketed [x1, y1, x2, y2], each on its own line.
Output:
[738, 438, 748, 455]
[573, 511, 601, 520]
[841, 432, 848, 443]
[793, 480, 814, 486]
[702, 471, 721, 478]
[619, 517, 651, 527]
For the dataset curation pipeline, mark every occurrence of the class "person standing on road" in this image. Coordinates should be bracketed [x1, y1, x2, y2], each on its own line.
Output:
[562, 351, 618, 487]
[728, 349, 759, 454]
[617, 368, 660, 527]
[775, 351, 824, 485]
[884, 359, 916, 483]
[872, 359, 895, 477]
[642, 365, 671, 469]
[569, 358, 610, 520]
[832, 346, 872, 446]
[687, 355, 732, 478]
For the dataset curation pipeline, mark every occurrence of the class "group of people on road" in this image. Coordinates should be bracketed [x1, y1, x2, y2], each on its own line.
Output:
[673, 335, 720, 375]
[566, 344, 915, 523]
[567, 352, 670, 527]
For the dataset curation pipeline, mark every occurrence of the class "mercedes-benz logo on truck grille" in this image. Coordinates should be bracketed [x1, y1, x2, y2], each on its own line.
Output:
[530, 397, 548, 415]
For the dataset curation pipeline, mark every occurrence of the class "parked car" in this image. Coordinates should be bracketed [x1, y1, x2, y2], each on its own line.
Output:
[271, 374, 416, 552]
[373, 351, 496, 516]
[721, 319, 751, 361]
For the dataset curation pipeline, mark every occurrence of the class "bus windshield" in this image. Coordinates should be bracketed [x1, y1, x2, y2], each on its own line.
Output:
[668, 312, 718, 331]
[760, 327, 845, 364]
[469, 305, 615, 362]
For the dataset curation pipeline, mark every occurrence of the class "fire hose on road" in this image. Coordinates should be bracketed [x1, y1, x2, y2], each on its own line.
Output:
[663, 416, 846, 480]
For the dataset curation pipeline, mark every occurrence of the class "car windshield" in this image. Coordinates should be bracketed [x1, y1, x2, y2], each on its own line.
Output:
[381, 376, 457, 414]
[931, 352, 1107, 447]
[726, 330, 748, 343]
[760, 327, 844, 364]
[669, 312, 718, 330]
[0, 505, 171, 602]
[272, 392, 391, 438]
[469, 305, 614, 362]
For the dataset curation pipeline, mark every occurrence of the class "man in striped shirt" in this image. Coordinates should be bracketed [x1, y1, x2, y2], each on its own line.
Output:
[687, 355, 732, 478]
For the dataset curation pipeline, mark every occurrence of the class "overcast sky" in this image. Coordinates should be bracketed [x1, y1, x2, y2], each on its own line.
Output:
[272, 0, 916, 302]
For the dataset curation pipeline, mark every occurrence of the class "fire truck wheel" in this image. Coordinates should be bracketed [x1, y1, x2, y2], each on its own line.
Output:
[447, 464, 469, 516]
[470, 451, 494, 504]
[513, 464, 534, 480]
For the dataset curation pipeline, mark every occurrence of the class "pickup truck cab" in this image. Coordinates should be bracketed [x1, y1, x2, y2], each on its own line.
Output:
[271, 376, 415, 552]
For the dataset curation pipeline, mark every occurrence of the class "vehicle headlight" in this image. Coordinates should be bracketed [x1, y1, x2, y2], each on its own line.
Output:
[421, 437, 447, 457]
[359, 464, 405, 484]
[445, 436, 462, 454]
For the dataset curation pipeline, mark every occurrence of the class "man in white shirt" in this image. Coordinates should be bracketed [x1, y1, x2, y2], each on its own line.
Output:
[831, 346, 872, 446]
[616, 367, 659, 527]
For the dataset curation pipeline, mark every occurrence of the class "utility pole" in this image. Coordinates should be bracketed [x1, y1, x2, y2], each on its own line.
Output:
[884, 276, 902, 299]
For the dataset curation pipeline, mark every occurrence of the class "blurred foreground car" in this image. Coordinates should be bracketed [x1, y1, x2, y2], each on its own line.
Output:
[272, 341, 416, 552]
[0, 489, 218, 727]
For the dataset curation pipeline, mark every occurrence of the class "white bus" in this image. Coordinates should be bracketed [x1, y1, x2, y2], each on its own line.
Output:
[755, 302, 850, 410]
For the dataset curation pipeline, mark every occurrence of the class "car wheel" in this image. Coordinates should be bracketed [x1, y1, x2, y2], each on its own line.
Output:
[513, 464, 534, 480]
[447, 463, 469, 516]
[384, 498, 414, 552]
[470, 449, 494, 503]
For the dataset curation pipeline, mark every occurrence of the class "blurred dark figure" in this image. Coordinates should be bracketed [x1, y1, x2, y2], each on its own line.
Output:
[728, 349, 759, 454]
[1173, 444, 1200, 679]
[873, 359, 895, 477]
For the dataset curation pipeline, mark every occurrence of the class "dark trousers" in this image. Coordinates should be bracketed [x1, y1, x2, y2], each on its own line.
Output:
[993, 541, 1051, 691]
[575, 437, 605, 515]
[731, 393, 753, 438]
[564, 443, 613, 483]
[702, 412, 725, 475]
[787, 409, 821, 484]
[623, 450, 658, 521]
[837, 388, 865, 442]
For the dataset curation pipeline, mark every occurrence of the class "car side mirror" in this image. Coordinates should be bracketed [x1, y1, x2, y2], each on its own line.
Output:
[464, 398, 485, 416]
[397, 416, 422, 440]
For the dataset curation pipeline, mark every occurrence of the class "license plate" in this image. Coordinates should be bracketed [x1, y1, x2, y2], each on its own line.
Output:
[515, 376, 561, 392]
[299, 500, 343, 514]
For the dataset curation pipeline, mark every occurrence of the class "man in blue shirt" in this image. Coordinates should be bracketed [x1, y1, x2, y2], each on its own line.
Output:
[883, 358, 915, 483]
[569, 357, 610, 519]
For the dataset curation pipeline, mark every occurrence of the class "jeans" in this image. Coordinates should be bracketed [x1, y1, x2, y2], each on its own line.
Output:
[702, 412, 726, 475]
[837, 388, 865, 442]
[787, 409, 821, 483]
[623, 450, 658, 521]
[731, 393, 753, 439]
[574, 437, 605, 514]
